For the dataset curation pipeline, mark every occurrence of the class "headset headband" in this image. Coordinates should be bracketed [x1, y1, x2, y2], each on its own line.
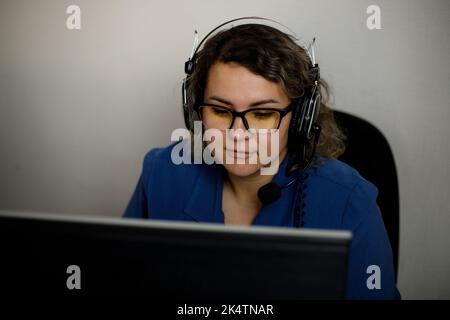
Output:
[184, 16, 317, 75]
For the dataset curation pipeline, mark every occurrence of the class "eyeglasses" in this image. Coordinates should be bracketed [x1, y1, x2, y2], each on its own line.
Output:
[197, 102, 294, 130]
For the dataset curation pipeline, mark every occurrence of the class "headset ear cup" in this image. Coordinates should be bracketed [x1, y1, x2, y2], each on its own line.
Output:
[288, 86, 320, 169]
[288, 97, 307, 166]
[308, 92, 321, 139]
[288, 99, 300, 137]
[289, 97, 307, 137]
[288, 99, 300, 155]
[182, 77, 194, 131]
[301, 84, 321, 139]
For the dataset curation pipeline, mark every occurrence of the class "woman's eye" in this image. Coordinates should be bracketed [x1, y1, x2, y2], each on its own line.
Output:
[212, 108, 229, 115]
[213, 108, 228, 114]
[253, 111, 275, 118]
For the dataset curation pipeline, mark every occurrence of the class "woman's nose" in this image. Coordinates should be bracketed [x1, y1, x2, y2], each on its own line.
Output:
[228, 116, 249, 142]
[231, 116, 246, 131]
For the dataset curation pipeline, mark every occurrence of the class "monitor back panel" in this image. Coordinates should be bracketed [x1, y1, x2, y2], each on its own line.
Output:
[0, 213, 351, 299]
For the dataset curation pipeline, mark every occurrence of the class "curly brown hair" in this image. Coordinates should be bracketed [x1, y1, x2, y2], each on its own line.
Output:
[186, 23, 346, 163]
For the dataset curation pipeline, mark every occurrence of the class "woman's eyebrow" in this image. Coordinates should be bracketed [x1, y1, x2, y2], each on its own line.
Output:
[208, 96, 280, 107]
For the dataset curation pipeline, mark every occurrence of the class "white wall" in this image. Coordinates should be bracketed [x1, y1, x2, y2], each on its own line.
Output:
[0, 0, 449, 299]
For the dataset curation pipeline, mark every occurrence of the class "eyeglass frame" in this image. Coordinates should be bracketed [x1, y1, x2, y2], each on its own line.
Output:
[195, 101, 295, 130]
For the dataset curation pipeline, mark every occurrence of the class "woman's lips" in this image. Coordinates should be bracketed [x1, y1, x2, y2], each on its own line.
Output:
[225, 149, 256, 159]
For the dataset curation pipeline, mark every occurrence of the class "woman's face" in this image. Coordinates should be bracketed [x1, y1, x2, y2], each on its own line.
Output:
[202, 61, 292, 177]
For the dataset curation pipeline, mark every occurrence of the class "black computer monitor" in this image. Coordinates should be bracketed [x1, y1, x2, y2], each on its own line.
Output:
[0, 211, 352, 299]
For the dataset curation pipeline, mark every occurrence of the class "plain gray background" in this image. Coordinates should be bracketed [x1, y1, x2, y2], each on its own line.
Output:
[0, 0, 449, 299]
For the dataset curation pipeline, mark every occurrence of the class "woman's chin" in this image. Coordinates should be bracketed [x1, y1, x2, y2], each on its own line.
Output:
[221, 163, 262, 177]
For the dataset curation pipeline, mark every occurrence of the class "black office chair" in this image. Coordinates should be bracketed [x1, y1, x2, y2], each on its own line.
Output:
[333, 110, 399, 281]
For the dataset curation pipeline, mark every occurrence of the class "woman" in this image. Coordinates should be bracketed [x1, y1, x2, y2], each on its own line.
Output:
[123, 19, 400, 300]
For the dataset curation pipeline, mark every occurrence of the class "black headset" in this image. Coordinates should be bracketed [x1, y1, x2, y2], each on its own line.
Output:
[181, 17, 322, 207]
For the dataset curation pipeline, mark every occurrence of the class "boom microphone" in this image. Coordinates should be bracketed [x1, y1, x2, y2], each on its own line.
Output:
[257, 178, 297, 205]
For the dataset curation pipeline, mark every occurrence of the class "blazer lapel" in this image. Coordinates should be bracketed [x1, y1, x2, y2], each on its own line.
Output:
[183, 163, 225, 223]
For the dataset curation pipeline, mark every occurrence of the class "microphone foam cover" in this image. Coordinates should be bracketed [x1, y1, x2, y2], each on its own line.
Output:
[257, 182, 282, 205]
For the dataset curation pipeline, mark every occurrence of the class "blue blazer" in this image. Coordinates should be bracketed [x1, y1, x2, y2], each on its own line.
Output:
[123, 142, 400, 300]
